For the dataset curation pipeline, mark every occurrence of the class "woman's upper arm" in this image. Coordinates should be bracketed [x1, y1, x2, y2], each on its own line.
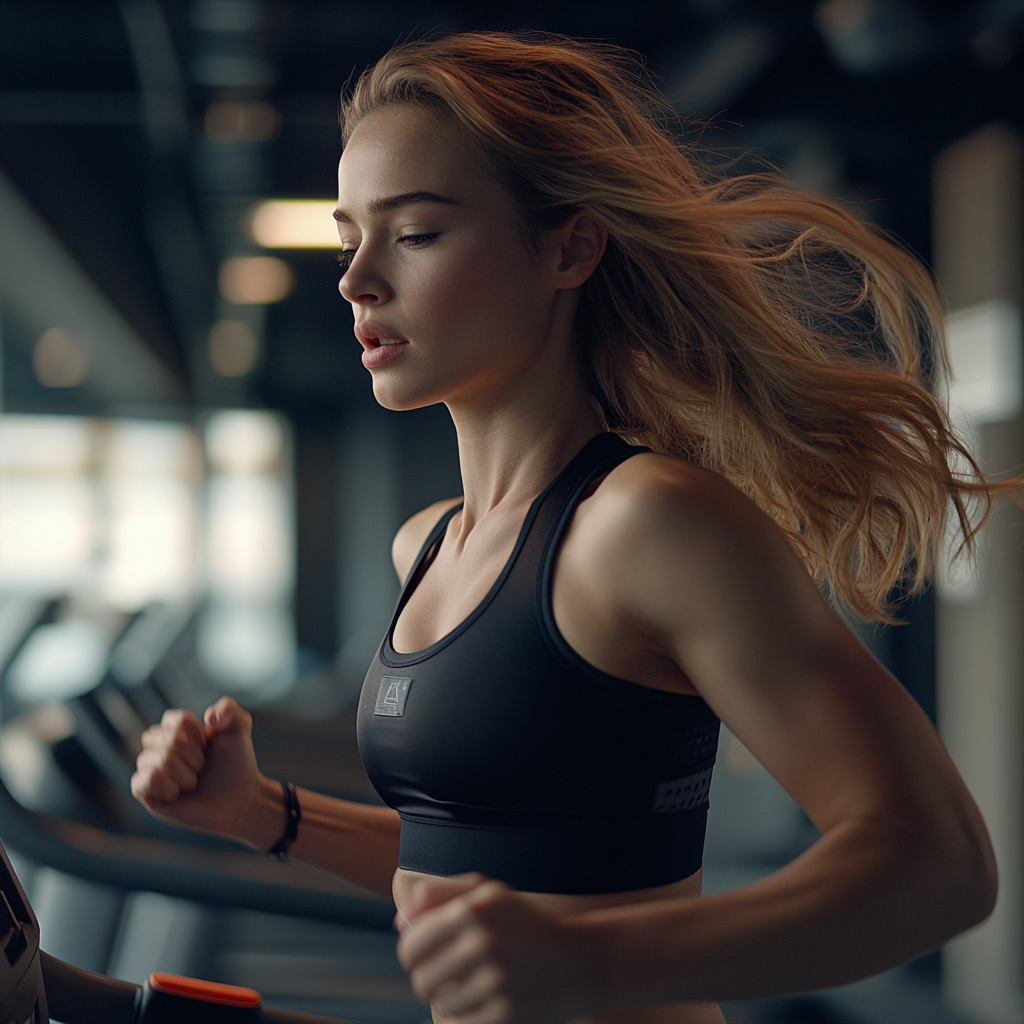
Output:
[391, 497, 463, 584]
[593, 459, 986, 845]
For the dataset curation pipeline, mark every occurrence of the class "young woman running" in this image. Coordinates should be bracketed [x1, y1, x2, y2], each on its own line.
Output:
[131, 33, 1016, 1024]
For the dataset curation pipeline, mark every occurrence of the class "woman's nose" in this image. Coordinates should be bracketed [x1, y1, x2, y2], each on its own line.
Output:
[338, 251, 390, 306]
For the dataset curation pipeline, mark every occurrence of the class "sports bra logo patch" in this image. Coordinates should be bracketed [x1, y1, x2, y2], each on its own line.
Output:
[652, 767, 713, 813]
[375, 676, 413, 716]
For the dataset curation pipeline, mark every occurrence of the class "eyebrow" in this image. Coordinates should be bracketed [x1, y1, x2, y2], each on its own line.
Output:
[333, 191, 460, 223]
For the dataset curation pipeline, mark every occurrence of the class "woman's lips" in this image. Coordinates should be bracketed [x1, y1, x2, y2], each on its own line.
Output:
[361, 338, 409, 369]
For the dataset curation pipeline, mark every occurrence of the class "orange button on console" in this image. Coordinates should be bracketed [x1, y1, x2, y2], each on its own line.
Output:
[149, 973, 262, 1008]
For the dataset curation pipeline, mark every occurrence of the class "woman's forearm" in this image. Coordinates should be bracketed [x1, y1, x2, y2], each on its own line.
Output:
[584, 813, 996, 1007]
[239, 774, 401, 898]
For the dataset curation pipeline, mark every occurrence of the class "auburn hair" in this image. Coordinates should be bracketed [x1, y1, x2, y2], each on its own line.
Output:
[340, 32, 1019, 622]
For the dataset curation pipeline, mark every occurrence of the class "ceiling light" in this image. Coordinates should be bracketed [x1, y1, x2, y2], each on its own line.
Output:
[249, 199, 339, 248]
[218, 256, 293, 304]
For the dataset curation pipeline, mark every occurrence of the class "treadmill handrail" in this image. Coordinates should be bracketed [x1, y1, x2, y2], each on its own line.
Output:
[0, 777, 394, 930]
[40, 952, 369, 1024]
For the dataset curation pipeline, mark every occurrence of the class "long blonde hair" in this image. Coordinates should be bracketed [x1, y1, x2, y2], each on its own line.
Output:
[341, 32, 1018, 622]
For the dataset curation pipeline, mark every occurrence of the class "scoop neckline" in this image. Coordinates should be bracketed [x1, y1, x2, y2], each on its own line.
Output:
[382, 489, 547, 665]
[380, 434, 612, 666]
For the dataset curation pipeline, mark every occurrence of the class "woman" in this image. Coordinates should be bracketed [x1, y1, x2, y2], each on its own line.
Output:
[131, 32, 1015, 1024]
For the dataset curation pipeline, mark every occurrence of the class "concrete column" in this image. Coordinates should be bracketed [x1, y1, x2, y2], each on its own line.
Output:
[933, 124, 1024, 1024]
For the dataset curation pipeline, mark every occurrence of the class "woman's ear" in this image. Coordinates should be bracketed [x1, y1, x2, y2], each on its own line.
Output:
[552, 213, 607, 289]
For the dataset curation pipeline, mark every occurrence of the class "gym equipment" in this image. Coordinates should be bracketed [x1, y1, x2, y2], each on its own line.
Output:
[0, 598, 407, 1020]
[0, 834, 381, 1023]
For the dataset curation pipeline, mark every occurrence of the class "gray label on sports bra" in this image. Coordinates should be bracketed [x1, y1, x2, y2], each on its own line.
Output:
[374, 676, 413, 716]
[652, 767, 713, 813]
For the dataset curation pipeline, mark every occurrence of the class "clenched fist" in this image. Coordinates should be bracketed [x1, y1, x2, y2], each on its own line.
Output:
[397, 873, 602, 1024]
[131, 696, 262, 842]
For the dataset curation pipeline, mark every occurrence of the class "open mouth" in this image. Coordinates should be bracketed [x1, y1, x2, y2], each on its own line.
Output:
[360, 335, 409, 369]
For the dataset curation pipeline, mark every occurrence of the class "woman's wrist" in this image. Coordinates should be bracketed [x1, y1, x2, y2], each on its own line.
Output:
[559, 908, 636, 1016]
[571, 902, 684, 1011]
[237, 773, 289, 852]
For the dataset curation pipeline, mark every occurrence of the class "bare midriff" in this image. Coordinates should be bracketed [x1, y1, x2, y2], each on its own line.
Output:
[392, 866, 726, 1024]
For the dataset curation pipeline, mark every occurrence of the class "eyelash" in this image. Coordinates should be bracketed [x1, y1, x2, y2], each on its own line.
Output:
[335, 233, 440, 275]
[399, 232, 439, 247]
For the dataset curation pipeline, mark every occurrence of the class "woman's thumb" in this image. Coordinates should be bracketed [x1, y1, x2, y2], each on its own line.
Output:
[204, 696, 247, 735]
[405, 872, 487, 920]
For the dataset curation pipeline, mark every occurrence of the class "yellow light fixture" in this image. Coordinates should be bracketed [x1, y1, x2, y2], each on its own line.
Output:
[218, 256, 293, 304]
[249, 199, 339, 248]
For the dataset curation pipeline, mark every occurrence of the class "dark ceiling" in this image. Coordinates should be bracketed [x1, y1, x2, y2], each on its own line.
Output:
[1, 0, 1022, 420]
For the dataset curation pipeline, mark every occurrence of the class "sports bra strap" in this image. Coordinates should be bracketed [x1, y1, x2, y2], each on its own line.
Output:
[396, 502, 464, 614]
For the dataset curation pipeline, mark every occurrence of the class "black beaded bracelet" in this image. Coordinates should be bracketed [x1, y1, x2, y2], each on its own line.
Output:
[267, 781, 302, 861]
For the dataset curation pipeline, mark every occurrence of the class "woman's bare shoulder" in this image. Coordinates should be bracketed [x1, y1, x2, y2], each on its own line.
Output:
[591, 451, 769, 540]
[570, 450, 815, 630]
[391, 497, 464, 584]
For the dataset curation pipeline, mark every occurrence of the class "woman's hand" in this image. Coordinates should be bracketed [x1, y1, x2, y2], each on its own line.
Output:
[130, 696, 262, 841]
[397, 874, 601, 1024]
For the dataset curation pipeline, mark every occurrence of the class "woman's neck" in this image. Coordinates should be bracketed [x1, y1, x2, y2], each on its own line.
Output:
[446, 372, 603, 533]
[438, 280, 603, 532]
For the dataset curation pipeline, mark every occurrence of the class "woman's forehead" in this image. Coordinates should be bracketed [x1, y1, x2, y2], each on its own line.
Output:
[337, 106, 498, 213]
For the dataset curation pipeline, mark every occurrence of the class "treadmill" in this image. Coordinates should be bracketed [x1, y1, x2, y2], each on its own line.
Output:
[0, 597, 415, 1023]
[0, 831, 379, 1023]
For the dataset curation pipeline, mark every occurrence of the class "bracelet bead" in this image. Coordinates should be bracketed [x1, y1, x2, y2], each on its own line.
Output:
[267, 781, 302, 861]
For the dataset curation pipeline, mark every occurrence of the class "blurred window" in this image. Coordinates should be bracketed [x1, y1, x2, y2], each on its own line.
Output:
[198, 410, 295, 699]
[0, 415, 200, 608]
[0, 410, 296, 703]
[0, 416, 98, 593]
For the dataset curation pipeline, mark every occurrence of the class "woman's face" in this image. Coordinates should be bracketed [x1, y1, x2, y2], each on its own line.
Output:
[336, 104, 567, 411]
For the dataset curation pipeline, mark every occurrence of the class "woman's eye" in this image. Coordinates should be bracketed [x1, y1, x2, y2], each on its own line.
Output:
[336, 250, 356, 273]
[398, 232, 439, 247]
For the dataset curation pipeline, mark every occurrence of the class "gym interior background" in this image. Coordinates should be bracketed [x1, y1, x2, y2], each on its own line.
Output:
[0, 2, 1022, 1022]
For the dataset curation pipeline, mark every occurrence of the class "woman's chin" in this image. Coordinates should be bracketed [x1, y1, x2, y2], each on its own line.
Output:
[371, 378, 445, 413]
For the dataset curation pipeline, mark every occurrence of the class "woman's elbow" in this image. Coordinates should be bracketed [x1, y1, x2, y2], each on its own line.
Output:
[957, 819, 998, 932]
[927, 801, 999, 941]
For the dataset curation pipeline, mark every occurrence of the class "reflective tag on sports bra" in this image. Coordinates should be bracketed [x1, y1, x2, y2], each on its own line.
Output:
[375, 676, 413, 717]
[652, 767, 713, 813]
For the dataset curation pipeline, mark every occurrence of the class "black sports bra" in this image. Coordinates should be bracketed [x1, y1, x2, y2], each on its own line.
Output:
[357, 433, 720, 895]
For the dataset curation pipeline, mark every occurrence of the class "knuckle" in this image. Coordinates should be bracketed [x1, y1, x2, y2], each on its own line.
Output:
[135, 749, 158, 771]
[463, 923, 496, 960]
[409, 968, 430, 1001]
[145, 746, 169, 767]
[141, 727, 165, 749]
[471, 881, 509, 911]
[394, 941, 410, 971]
[152, 767, 178, 794]
[170, 731, 192, 754]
